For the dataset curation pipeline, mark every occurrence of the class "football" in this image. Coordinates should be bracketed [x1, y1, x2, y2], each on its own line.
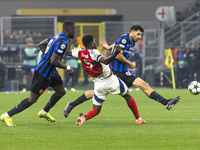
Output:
[188, 81, 200, 95]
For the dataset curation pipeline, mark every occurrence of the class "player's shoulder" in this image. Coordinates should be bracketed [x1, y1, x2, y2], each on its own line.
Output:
[89, 49, 101, 55]
[118, 33, 129, 44]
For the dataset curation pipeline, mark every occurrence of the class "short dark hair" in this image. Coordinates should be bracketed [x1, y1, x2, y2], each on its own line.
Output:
[130, 25, 144, 32]
[63, 20, 75, 31]
[82, 35, 94, 47]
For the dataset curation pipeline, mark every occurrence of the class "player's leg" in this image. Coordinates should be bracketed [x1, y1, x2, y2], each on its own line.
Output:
[113, 75, 146, 124]
[132, 77, 180, 109]
[76, 104, 101, 125]
[1, 92, 40, 126]
[64, 90, 93, 118]
[76, 82, 106, 125]
[122, 91, 146, 124]
[38, 84, 66, 122]
[1, 71, 46, 126]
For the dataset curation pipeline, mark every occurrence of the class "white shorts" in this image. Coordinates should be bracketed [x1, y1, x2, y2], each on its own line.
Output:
[93, 74, 128, 106]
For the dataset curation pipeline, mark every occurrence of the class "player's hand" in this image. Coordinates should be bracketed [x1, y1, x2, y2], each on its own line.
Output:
[129, 62, 136, 69]
[68, 68, 74, 75]
[100, 40, 109, 49]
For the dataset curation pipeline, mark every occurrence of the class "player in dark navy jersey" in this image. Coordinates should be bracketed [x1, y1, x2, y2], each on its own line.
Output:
[100, 25, 181, 109]
[1, 20, 75, 126]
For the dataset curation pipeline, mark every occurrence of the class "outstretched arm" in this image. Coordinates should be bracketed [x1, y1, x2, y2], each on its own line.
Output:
[99, 40, 114, 50]
[99, 45, 121, 65]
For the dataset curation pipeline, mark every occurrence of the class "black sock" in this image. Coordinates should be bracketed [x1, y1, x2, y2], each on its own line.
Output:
[149, 91, 168, 105]
[7, 98, 32, 117]
[70, 94, 88, 107]
[43, 93, 62, 112]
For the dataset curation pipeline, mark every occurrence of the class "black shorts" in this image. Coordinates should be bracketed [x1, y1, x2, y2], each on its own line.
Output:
[113, 71, 138, 88]
[31, 71, 63, 95]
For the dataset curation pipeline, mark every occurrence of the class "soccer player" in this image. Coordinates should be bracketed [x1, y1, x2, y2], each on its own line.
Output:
[64, 25, 180, 118]
[66, 35, 146, 125]
[100, 25, 180, 109]
[0, 20, 75, 126]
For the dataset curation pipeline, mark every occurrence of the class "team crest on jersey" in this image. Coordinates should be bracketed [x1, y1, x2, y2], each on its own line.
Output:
[122, 39, 127, 44]
[61, 44, 66, 49]
[39, 89, 44, 94]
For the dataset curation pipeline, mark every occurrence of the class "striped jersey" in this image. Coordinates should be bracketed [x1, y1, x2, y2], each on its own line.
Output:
[35, 32, 68, 79]
[111, 33, 135, 72]
[71, 48, 111, 82]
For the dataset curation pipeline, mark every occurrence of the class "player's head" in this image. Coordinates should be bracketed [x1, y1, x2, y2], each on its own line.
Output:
[62, 20, 76, 39]
[129, 25, 144, 42]
[82, 35, 97, 49]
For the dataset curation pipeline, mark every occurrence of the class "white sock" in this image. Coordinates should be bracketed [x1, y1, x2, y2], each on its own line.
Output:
[42, 109, 48, 115]
[4, 112, 10, 117]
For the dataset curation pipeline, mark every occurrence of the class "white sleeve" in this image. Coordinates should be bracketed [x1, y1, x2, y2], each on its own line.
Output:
[89, 49, 103, 62]
[71, 48, 81, 58]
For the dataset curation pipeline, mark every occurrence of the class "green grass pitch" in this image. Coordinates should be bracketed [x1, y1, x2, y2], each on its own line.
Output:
[0, 89, 200, 150]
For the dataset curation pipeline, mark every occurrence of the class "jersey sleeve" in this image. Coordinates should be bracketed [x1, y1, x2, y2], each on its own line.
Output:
[54, 40, 67, 56]
[71, 48, 81, 58]
[89, 49, 103, 62]
[116, 37, 128, 51]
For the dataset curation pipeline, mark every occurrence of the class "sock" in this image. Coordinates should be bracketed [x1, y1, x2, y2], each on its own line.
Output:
[42, 109, 48, 115]
[84, 109, 98, 121]
[126, 97, 140, 119]
[7, 98, 32, 117]
[149, 91, 168, 105]
[43, 93, 62, 112]
[70, 94, 88, 107]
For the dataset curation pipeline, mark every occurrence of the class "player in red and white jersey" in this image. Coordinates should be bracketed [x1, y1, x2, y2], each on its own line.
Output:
[72, 47, 112, 82]
[66, 35, 146, 125]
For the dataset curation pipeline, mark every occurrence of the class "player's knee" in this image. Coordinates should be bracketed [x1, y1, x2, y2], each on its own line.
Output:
[57, 90, 66, 97]
[140, 81, 150, 90]
[85, 90, 94, 99]
[93, 105, 101, 114]
[28, 97, 38, 103]
[123, 92, 132, 101]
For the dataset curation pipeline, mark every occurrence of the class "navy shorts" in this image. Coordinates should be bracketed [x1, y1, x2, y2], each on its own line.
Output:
[31, 71, 63, 95]
[113, 71, 138, 88]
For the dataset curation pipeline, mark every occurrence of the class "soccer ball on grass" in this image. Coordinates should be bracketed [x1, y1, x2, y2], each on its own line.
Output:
[188, 81, 200, 95]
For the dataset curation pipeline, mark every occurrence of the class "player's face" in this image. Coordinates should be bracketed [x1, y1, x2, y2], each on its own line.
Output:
[91, 38, 97, 49]
[69, 25, 76, 39]
[130, 30, 142, 42]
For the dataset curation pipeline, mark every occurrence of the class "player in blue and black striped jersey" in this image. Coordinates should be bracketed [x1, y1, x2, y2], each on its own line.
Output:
[100, 25, 181, 110]
[0, 20, 76, 126]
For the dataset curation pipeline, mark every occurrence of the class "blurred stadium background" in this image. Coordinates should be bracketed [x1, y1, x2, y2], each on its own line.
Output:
[0, 0, 199, 91]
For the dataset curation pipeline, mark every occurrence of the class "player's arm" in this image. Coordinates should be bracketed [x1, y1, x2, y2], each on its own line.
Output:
[116, 50, 136, 69]
[99, 45, 121, 65]
[38, 38, 49, 54]
[50, 54, 73, 75]
[99, 40, 114, 50]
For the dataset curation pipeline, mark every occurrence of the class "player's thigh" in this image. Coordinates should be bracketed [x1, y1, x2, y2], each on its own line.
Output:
[132, 77, 149, 89]
[30, 72, 49, 95]
[113, 71, 136, 88]
[93, 82, 108, 106]
[107, 75, 128, 96]
[50, 75, 66, 96]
